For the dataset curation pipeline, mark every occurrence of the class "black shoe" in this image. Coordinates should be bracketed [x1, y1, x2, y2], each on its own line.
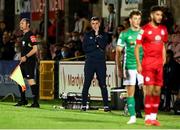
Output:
[136, 112, 143, 118]
[164, 107, 171, 112]
[29, 102, 40, 108]
[14, 100, 28, 106]
[104, 107, 111, 112]
[81, 107, 86, 111]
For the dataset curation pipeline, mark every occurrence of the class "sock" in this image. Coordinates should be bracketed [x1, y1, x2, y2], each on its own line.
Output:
[127, 97, 135, 116]
[144, 95, 152, 120]
[18, 85, 26, 101]
[130, 115, 136, 120]
[150, 113, 157, 120]
[145, 115, 151, 121]
[30, 84, 39, 103]
[104, 106, 109, 109]
[151, 95, 160, 120]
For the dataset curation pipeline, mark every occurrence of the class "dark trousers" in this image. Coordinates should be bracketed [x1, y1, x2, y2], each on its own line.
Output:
[134, 79, 144, 113]
[82, 60, 108, 107]
[165, 87, 171, 109]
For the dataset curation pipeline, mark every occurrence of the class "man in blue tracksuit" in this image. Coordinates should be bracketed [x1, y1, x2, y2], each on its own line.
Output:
[81, 16, 110, 112]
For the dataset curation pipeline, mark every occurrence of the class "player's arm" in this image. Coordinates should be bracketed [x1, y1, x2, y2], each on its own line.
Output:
[21, 35, 38, 63]
[162, 26, 168, 65]
[135, 43, 142, 73]
[25, 35, 38, 58]
[26, 45, 38, 58]
[162, 43, 166, 65]
[21, 45, 37, 63]
[115, 32, 125, 78]
[135, 29, 144, 73]
[115, 45, 123, 78]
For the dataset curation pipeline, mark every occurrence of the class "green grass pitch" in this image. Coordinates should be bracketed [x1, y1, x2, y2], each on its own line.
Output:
[0, 101, 179, 129]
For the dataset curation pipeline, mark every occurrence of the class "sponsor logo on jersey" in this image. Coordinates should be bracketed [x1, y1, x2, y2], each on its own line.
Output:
[130, 40, 135, 45]
[148, 31, 152, 35]
[145, 76, 150, 82]
[128, 36, 132, 39]
[155, 35, 161, 41]
[130, 42, 135, 45]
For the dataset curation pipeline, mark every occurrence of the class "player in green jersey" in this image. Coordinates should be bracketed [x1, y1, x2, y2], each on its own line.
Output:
[116, 10, 143, 124]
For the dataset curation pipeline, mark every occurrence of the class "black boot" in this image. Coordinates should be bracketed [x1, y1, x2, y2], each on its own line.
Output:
[136, 112, 143, 118]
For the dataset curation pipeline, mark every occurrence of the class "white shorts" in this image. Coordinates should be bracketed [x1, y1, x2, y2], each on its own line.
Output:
[123, 70, 144, 86]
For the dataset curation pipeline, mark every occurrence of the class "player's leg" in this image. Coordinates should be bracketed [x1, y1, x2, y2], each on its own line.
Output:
[150, 86, 161, 126]
[14, 85, 28, 106]
[14, 63, 28, 106]
[144, 85, 154, 125]
[27, 79, 39, 108]
[150, 66, 163, 126]
[26, 59, 39, 108]
[82, 61, 95, 111]
[142, 67, 156, 125]
[135, 73, 144, 118]
[96, 62, 110, 112]
[126, 85, 136, 124]
[123, 70, 136, 124]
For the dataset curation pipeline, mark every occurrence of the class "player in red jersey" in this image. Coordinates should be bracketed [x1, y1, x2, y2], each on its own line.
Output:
[135, 6, 168, 126]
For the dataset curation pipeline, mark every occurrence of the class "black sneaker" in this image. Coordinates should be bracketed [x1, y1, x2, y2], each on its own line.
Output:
[136, 112, 143, 118]
[81, 106, 86, 111]
[29, 102, 40, 108]
[14, 100, 28, 106]
[104, 107, 111, 112]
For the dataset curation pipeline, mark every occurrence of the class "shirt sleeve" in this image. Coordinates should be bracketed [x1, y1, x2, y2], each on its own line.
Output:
[136, 29, 144, 45]
[117, 32, 125, 47]
[162, 26, 168, 43]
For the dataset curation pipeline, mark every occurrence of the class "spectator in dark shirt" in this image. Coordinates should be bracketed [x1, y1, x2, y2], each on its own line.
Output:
[39, 13, 52, 37]
[163, 50, 180, 111]
[0, 31, 15, 60]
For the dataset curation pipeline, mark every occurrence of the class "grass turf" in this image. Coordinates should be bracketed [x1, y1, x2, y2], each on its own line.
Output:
[0, 101, 179, 129]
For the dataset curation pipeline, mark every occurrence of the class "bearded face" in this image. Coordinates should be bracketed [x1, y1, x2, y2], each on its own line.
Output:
[151, 11, 163, 25]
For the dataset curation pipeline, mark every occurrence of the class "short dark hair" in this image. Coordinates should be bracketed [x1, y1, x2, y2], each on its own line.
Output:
[21, 18, 31, 26]
[150, 5, 163, 13]
[129, 10, 142, 18]
[90, 16, 100, 21]
[118, 24, 125, 29]
[108, 4, 114, 9]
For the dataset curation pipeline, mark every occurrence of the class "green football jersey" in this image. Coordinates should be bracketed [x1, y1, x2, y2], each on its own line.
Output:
[117, 28, 143, 70]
